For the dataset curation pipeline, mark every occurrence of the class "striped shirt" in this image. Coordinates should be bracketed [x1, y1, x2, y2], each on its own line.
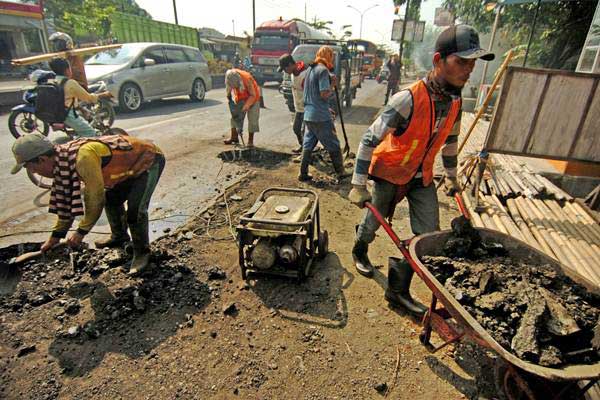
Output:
[351, 76, 461, 186]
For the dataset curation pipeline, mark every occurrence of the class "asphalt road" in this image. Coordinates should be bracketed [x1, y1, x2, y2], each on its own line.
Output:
[0, 79, 384, 247]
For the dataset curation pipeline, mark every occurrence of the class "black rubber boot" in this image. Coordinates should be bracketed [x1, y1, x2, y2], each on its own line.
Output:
[95, 203, 130, 248]
[352, 240, 374, 278]
[128, 219, 151, 276]
[385, 257, 428, 316]
[329, 150, 351, 180]
[298, 148, 313, 181]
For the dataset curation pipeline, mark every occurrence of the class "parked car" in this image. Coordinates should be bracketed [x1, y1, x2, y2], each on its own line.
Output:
[85, 42, 212, 113]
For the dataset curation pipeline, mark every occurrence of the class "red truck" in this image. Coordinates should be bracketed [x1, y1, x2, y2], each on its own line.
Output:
[251, 17, 333, 84]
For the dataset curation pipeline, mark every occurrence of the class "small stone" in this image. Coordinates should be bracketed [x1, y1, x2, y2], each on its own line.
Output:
[268, 363, 278, 370]
[223, 303, 238, 316]
[374, 382, 388, 394]
[207, 266, 227, 280]
[163, 227, 172, 234]
[67, 326, 79, 337]
[17, 345, 36, 357]
[133, 295, 146, 311]
[230, 195, 243, 201]
[210, 331, 218, 339]
[64, 300, 81, 315]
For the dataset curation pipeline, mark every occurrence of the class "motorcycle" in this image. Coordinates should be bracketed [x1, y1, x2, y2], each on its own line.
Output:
[7, 70, 115, 140]
[8, 70, 120, 189]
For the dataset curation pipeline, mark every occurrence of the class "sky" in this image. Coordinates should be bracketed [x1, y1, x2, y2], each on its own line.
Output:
[135, 0, 443, 50]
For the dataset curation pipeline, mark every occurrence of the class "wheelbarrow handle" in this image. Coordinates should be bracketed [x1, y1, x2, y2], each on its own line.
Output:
[364, 202, 411, 259]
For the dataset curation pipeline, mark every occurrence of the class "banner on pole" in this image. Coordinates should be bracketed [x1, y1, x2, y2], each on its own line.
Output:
[391, 19, 425, 42]
[434, 8, 454, 26]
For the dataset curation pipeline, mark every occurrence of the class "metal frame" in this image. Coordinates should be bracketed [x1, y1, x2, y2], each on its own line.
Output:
[485, 66, 600, 163]
[236, 187, 324, 282]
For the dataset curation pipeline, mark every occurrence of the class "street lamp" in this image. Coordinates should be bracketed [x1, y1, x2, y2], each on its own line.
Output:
[347, 3, 379, 39]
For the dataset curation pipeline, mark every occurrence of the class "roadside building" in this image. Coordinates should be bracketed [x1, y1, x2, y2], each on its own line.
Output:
[577, 0, 600, 73]
[0, 0, 48, 74]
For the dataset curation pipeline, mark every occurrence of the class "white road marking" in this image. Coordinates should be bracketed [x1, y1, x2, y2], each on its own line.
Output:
[126, 113, 197, 132]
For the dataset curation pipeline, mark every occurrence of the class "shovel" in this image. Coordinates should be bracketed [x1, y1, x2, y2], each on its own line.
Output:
[451, 193, 475, 237]
[7, 242, 67, 267]
[333, 85, 354, 159]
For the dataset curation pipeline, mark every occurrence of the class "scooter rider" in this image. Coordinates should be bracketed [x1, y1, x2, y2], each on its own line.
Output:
[48, 32, 88, 90]
[348, 25, 494, 316]
[48, 57, 112, 138]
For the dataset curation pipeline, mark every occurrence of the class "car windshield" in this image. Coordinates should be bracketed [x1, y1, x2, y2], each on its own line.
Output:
[291, 45, 340, 65]
[252, 34, 289, 51]
[86, 45, 141, 65]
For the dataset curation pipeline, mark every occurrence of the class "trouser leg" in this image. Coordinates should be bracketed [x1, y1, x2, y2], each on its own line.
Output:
[355, 179, 398, 244]
[125, 155, 165, 274]
[292, 112, 304, 146]
[406, 181, 440, 235]
[64, 109, 97, 137]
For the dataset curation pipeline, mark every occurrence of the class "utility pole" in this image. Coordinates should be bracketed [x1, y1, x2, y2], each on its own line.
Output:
[232, 19, 236, 37]
[172, 0, 179, 25]
[397, 0, 410, 85]
[305, 2, 307, 22]
[253, 0, 256, 33]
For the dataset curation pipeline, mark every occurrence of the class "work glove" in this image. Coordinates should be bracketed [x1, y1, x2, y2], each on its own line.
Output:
[348, 185, 372, 208]
[444, 176, 462, 197]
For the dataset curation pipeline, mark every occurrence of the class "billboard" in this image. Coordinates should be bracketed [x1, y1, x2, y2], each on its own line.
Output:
[391, 19, 425, 42]
[434, 8, 454, 26]
[0, 0, 43, 17]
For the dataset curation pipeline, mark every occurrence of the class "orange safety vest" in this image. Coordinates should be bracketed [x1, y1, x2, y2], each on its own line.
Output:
[100, 136, 161, 188]
[369, 79, 461, 186]
[232, 69, 260, 104]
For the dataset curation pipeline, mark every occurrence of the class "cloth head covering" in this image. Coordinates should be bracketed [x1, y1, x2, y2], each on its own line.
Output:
[314, 46, 334, 71]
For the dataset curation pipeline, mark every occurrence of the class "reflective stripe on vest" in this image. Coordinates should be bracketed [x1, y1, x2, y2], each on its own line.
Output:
[368, 79, 460, 186]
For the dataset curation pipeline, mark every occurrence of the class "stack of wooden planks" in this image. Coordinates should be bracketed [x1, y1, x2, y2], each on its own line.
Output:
[457, 113, 600, 286]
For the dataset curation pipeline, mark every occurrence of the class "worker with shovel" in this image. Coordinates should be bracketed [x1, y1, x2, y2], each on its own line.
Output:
[348, 25, 494, 316]
[224, 68, 261, 148]
[10, 132, 164, 276]
[298, 45, 351, 182]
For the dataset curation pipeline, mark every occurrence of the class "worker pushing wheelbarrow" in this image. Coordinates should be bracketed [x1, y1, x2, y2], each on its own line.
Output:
[348, 24, 494, 315]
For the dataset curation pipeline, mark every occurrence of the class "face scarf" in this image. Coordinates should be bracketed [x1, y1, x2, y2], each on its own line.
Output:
[314, 46, 334, 71]
[426, 70, 462, 99]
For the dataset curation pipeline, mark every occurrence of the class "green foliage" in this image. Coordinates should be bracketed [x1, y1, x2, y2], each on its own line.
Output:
[44, 0, 151, 42]
[443, 0, 597, 70]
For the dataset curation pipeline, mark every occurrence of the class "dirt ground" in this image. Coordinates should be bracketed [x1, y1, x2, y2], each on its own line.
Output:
[0, 83, 509, 400]
[0, 157, 511, 400]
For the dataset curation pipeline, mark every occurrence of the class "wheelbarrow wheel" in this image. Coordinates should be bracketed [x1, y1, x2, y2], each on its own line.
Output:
[317, 230, 329, 259]
[494, 358, 536, 400]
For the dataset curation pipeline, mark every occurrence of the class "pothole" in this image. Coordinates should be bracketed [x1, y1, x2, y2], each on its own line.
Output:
[218, 148, 291, 168]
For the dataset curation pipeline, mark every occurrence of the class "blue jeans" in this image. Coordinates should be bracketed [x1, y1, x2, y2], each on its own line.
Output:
[64, 109, 97, 137]
[303, 120, 340, 152]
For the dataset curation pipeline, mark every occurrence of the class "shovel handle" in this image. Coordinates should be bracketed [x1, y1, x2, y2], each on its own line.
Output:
[454, 193, 471, 220]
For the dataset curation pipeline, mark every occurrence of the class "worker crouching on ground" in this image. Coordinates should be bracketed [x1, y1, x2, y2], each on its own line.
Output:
[299, 46, 351, 182]
[224, 68, 261, 148]
[11, 133, 165, 275]
[278, 53, 309, 154]
[348, 25, 494, 316]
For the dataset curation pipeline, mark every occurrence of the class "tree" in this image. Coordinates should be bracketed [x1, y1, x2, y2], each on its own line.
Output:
[443, 0, 597, 70]
[391, 0, 422, 60]
[44, 0, 151, 42]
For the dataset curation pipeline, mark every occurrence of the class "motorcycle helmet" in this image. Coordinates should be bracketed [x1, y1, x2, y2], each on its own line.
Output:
[49, 32, 74, 52]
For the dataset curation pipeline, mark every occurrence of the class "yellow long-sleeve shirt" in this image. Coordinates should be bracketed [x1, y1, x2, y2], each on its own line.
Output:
[55, 75, 98, 108]
[52, 142, 110, 236]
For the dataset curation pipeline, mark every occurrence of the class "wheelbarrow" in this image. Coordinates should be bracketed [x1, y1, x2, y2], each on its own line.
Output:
[365, 201, 600, 399]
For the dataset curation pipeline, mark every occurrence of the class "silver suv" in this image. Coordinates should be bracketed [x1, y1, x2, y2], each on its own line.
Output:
[85, 42, 212, 113]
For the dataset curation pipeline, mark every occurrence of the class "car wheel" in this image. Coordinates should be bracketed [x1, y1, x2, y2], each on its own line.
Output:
[119, 83, 143, 113]
[190, 78, 206, 102]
